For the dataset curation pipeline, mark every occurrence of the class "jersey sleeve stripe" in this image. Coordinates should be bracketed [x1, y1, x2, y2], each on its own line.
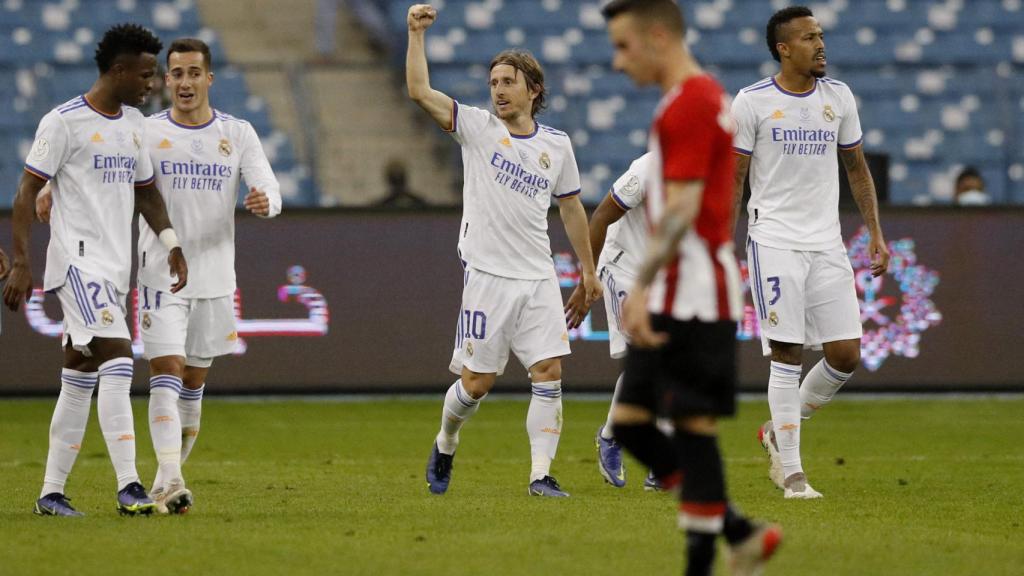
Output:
[609, 190, 631, 210]
[134, 175, 156, 187]
[444, 99, 458, 133]
[554, 188, 581, 199]
[733, 146, 753, 156]
[838, 138, 863, 150]
[24, 165, 51, 181]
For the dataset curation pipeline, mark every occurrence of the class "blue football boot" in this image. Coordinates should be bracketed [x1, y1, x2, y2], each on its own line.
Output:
[595, 426, 626, 488]
[529, 475, 570, 497]
[116, 482, 156, 516]
[426, 443, 454, 494]
[34, 493, 84, 517]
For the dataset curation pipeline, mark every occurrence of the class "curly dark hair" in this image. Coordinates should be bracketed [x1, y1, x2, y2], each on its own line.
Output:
[95, 23, 163, 73]
[766, 6, 814, 62]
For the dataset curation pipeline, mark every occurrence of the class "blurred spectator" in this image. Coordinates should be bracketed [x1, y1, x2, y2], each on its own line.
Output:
[379, 159, 427, 208]
[954, 166, 991, 206]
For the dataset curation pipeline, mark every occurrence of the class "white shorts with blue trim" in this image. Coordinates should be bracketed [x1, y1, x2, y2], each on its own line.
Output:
[55, 266, 130, 354]
[746, 240, 863, 356]
[449, 266, 571, 376]
[138, 283, 238, 368]
[600, 262, 635, 360]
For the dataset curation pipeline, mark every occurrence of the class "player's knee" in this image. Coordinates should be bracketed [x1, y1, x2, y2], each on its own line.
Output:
[461, 371, 495, 399]
[826, 341, 860, 373]
[610, 403, 653, 428]
[529, 358, 561, 382]
[676, 415, 717, 436]
[769, 341, 802, 365]
[150, 355, 186, 378]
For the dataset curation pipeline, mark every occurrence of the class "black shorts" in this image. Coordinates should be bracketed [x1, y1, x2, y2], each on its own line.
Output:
[618, 316, 737, 418]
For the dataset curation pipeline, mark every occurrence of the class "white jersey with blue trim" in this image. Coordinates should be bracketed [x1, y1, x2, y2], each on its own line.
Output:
[137, 109, 281, 298]
[25, 96, 154, 294]
[449, 101, 582, 280]
[732, 76, 863, 251]
[599, 152, 652, 276]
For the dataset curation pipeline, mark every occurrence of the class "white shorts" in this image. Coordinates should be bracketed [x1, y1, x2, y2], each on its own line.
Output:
[55, 266, 130, 354]
[600, 263, 635, 359]
[746, 239, 863, 356]
[449, 267, 571, 376]
[138, 283, 238, 368]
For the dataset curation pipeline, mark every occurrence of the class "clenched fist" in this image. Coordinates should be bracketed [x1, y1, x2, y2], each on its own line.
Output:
[408, 4, 437, 32]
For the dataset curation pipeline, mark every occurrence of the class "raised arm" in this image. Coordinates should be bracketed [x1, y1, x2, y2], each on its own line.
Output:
[558, 194, 602, 309]
[406, 4, 455, 130]
[564, 192, 627, 327]
[840, 145, 889, 277]
[136, 182, 188, 293]
[2, 171, 47, 310]
[732, 152, 750, 237]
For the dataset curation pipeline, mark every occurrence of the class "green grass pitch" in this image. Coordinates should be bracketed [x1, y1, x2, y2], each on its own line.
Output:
[1, 396, 1022, 575]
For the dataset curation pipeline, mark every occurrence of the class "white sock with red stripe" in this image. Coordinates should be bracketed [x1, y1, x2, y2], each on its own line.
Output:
[800, 359, 853, 418]
[436, 379, 484, 455]
[40, 369, 97, 498]
[97, 358, 140, 490]
[527, 380, 562, 482]
[768, 361, 803, 480]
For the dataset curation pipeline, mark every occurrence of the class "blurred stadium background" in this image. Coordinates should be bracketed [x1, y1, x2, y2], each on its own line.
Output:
[1, 0, 1024, 208]
[1, 0, 1022, 393]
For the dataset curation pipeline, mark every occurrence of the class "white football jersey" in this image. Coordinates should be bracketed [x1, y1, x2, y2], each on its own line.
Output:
[732, 76, 863, 251]
[599, 153, 652, 276]
[25, 96, 154, 294]
[137, 110, 281, 298]
[449, 101, 581, 280]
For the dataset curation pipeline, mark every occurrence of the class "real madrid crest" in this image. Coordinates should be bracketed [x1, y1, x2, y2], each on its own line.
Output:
[101, 310, 115, 327]
[141, 312, 152, 330]
[823, 105, 835, 123]
[768, 310, 779, 327]
[219, 138, 232, 157]
[539, 152, 551, 170]
[466, 341, 474, 357]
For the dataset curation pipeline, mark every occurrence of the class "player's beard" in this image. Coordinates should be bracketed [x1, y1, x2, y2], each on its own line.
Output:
[811, 68, 826, 79]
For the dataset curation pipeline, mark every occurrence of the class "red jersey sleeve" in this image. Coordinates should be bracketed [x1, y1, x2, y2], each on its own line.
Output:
[657, 77, 722, 182]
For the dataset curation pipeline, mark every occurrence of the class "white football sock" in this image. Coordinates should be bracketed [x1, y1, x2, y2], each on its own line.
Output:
[527, 380, 562, 482]
[178, 384, 204, 464]
[436, 379, 484, 455]
[768, 361, 803, 480]
[40, 369, 97, 498]
[149, 375, 183, 491]
[601, 373, 624, 440]
[97, 358, 139, 490]
[800, 359, 853, 419]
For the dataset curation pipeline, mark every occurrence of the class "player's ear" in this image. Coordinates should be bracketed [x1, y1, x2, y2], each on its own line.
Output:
[207, 71, 215, 86]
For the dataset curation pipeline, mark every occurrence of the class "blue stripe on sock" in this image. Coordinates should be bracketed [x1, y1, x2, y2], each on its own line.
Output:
[823, 362, 849, 381]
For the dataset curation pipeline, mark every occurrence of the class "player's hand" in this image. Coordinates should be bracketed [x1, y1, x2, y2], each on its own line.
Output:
[869, 233, 890, 277]
[0, 248, 10, 282]
[581, 269, 602, 305]
[36, 183, 53, 224]
[564, 284, 591, 329]
[622, 287, 667, 348]
[244, 187, 270, 216]
[2, 261, 33, 312]
[408, 4, 437, 32]
[168, 247, 188, 293]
